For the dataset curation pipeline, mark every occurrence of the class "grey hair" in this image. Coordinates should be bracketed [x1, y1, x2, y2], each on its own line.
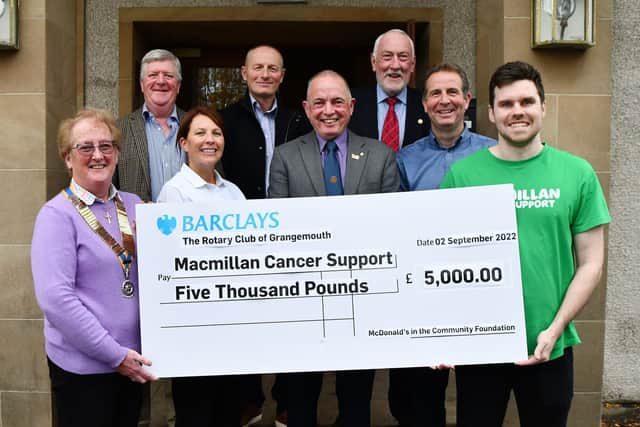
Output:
[139, 49, 182, 82]
[372, 29, 415, 59]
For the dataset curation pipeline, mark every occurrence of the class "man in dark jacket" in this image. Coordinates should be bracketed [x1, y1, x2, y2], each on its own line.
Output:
[221, 45, 309, 200]
[221, 45, 308, 427]
[349, 29, 430, 153]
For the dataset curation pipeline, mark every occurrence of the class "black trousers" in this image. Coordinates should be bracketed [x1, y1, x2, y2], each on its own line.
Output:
[388, 367, 450, 427]
[48, 358, 142, 427]
[243, 373, 288, 413]
[242, 373, 265, 408]
[172, 375, 243, 427]
[455, 347, 574, 427]
[287, 370, 375, 427]
[272, 373, 289, 413]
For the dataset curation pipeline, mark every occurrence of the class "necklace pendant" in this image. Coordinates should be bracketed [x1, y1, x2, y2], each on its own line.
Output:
[121, 279, 135, 298]
[105, 210, 112, 224]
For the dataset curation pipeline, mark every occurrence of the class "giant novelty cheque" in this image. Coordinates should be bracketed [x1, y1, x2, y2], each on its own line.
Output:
[136, 184, 527, 378]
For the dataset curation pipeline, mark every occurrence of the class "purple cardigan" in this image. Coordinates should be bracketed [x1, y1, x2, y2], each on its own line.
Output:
[31, 191, 142, 374]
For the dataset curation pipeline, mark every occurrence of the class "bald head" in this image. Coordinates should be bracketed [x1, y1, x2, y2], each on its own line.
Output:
[241, 45, 285, 104]
[305, 70, 352, 100]
[303, 70, 355, 140]
[244, 45, 283, 68]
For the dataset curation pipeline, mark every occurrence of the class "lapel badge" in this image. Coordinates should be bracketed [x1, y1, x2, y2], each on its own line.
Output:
[351, 153, 360, 160]
[418, 118, 424, 125]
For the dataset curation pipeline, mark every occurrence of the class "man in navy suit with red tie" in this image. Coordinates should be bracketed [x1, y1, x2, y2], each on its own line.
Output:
[349, 28, 433, 427]
[349, 29, 430, 153]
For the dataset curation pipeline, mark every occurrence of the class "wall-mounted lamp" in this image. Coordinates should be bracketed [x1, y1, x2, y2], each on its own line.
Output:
[532, 0, 595, 48]
[0, 0, 18, 50]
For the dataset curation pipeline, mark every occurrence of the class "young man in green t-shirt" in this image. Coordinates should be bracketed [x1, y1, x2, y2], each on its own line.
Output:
[441, 61, 610, 427]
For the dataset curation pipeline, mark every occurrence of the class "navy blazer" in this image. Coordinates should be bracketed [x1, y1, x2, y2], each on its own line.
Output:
[349, 85, 430, 148]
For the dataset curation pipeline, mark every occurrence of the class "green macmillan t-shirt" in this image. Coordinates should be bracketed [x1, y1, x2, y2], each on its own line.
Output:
[441, 144, 611, 360]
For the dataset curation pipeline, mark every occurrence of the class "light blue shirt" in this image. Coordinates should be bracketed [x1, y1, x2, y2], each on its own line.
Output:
[376, 85, 408, 147]
[250, 95, 278, 193]
[143, 105, 183, 201]
[396, 127, 497, 191]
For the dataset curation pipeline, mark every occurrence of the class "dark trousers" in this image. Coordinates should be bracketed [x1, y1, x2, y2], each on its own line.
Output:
[242, 373, 287, 414]
[172, 376, 243, 427]
[388, 367, 450, 427]
[455, 347, 574, 427]
[287, 370, 375, 427]
[243, 373, 265, 407]
[272, 373, 289, 413]
[48, 358, 142, 427]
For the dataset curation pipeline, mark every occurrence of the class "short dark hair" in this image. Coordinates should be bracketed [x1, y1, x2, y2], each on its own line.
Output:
[489, 61, 545, 107]
[177, 106, 225, 164]
[423, 63, 470, 97]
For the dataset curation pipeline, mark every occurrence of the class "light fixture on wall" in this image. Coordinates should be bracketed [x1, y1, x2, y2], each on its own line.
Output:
[0, 0, 18, 50]
[532, 0, 595, 48]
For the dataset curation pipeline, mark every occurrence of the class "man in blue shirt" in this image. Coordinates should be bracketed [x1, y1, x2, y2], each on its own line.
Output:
[115, 49, 184, 201]
[393, 63, 496, 427]
[397, 63, 496, 192]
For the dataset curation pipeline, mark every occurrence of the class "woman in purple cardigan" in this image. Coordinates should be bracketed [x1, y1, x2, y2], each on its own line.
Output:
[31, 109, 156, 427]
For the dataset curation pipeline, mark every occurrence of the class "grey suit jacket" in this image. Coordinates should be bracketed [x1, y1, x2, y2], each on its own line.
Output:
[114, 106, 184, 202]
[269, 130, 400, 198]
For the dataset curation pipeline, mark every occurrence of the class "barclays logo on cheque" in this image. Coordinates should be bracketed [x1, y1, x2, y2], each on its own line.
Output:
[156, 211, 280, 236]
[157, 215, 177, 235]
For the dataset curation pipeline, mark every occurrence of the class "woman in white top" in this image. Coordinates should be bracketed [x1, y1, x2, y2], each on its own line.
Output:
[158, 106, 245, 203]
[157, 106, 246, 427]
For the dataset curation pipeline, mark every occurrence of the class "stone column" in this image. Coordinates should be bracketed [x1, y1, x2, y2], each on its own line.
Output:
[0, 0, 77, 424]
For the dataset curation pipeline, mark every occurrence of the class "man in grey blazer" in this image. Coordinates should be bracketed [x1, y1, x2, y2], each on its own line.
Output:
[115, 49, 184, 201]
[269, 70, 399, 427]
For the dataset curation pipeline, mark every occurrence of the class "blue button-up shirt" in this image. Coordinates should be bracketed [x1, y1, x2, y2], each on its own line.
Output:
[250, 95, 278, 193]
[143, 105, 183, 201]
[396, 127, 497, 191]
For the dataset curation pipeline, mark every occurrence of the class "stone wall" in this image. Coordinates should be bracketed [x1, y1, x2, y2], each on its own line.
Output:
[0, 0, 77, 424]
[604, 0, 640, 401]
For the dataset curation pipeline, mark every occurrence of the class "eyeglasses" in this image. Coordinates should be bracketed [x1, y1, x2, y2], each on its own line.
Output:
[72, 141, 116, 156]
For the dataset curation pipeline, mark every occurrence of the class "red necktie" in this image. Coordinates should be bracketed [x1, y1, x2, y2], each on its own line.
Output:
[381, 97, 399, 152]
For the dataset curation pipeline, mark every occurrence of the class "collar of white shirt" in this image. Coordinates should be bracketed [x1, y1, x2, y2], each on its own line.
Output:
[180, 163, 227, 189]
[70, 178, 117, 205]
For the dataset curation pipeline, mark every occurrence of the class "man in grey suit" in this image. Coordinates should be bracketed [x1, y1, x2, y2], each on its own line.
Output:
[115, 49, 184, 201]
[269, 70, 399, 427]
